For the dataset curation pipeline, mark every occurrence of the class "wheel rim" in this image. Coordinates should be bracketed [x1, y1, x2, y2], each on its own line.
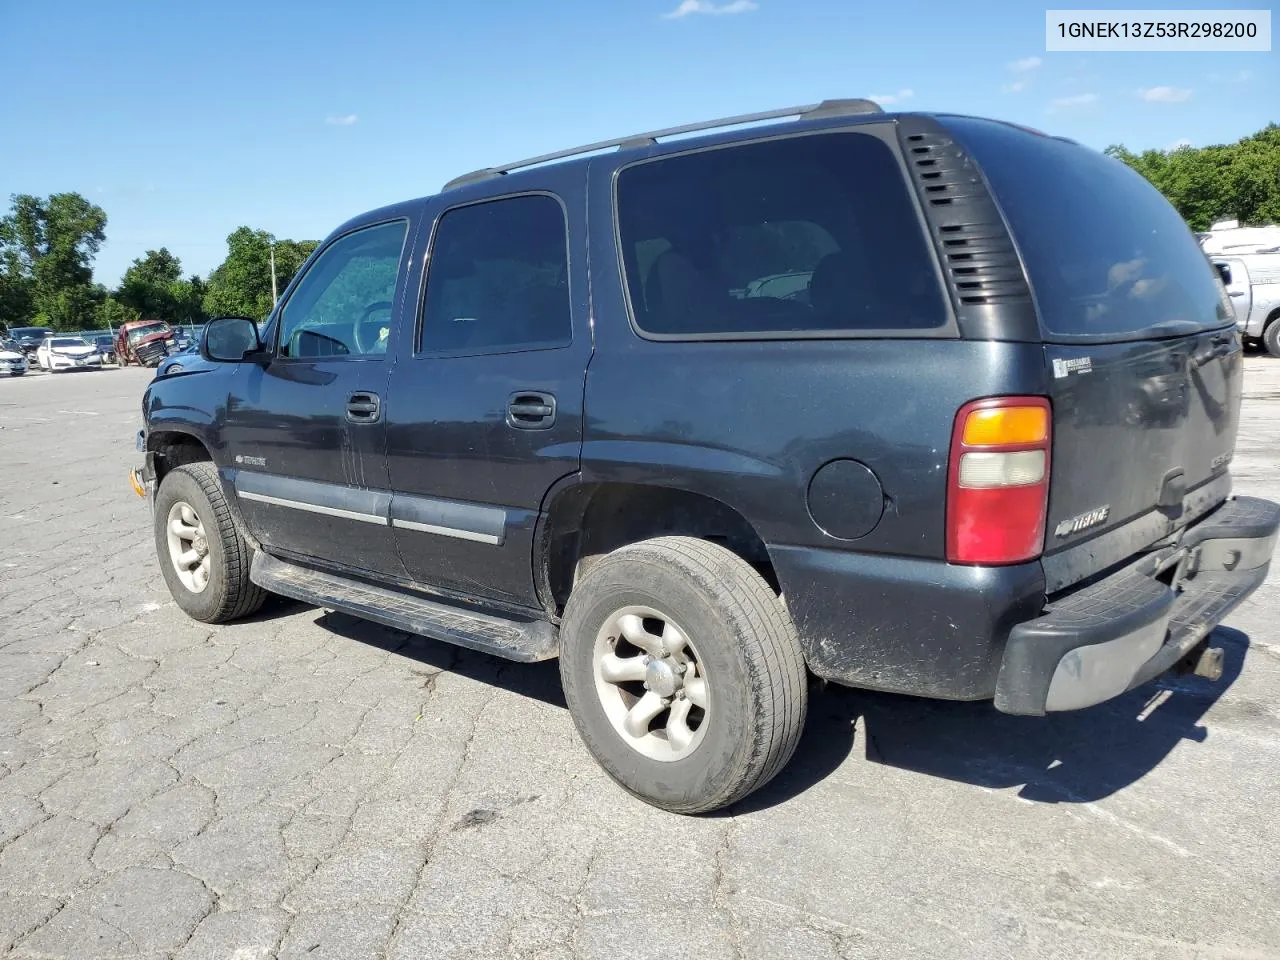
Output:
[593, 605, 710, 763]
[166, 501, 211, 594]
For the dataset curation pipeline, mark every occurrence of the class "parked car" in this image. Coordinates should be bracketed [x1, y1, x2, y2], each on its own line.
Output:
[8, 326, 54, 363]
[132, 100, 1279, 814]
[38, 335, 103, 372]
[0, 339, 28, 376]
[115, 319, 176, 367]
[93, 334, 117, 364]
[1213, 252, 1280, 356]
[155, 341, 208, 377]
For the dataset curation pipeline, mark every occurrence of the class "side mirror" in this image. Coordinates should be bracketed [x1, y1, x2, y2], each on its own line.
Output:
[1214, 262, 1232, 285]
[202, 317, 263, 363]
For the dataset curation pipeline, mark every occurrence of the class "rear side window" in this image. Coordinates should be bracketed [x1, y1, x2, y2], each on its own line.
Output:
[421, 194, 571, 354]
[949, 118, 1231, 340]
[615, 132, 949, 337]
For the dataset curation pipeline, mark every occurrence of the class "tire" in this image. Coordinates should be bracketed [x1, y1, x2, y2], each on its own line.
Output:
[1264, 317, 1280, 358]
[153, 462, 267, 623]
[559, 536, 808, 814]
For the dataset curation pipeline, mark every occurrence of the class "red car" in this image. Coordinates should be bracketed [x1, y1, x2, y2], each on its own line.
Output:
[115, 320, 175, 366]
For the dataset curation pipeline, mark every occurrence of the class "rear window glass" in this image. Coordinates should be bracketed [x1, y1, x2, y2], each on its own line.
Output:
[949, 118, 1230, 340]
[615, 132, 949, 337]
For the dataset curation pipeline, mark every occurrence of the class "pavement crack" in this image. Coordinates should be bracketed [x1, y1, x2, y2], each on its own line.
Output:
[712, 819, 745, 960]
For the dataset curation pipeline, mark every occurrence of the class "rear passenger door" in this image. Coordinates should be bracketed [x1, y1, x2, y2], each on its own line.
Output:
[384, 176, 591, 609]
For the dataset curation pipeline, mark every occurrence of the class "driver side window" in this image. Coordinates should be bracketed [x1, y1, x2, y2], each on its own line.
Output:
[277, 220, 408, 359]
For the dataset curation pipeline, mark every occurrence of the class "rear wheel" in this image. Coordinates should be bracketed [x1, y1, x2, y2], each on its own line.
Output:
[153, 462, 266, 623]
[1264, 316, 1280, 358]
[559, 536, 808, 814]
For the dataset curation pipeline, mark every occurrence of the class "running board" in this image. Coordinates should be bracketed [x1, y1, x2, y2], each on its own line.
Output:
[250, 552, 558, 662]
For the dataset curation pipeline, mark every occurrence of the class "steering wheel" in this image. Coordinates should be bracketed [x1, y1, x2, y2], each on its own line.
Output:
[353, 301, 394, 354]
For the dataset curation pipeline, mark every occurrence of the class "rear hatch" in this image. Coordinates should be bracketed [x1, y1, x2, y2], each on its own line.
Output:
[949, 119, 1241, 591]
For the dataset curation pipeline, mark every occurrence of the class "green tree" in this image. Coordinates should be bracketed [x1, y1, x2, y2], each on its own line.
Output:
[0, 266, 34, 329]
[204, 228, 317, 319]
[1106, 124, 1280, 231]
[117, 247, 184, 321]
[170, 274, 208, 326]
[95, 296, 139, 331]
[0, 193, 107, 329]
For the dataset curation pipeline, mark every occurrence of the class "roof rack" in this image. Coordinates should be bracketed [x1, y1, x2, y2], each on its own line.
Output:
[442, 98, 883, 190]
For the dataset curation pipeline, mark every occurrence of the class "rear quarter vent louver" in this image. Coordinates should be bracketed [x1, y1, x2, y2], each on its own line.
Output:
[897, 119, 1038, 338]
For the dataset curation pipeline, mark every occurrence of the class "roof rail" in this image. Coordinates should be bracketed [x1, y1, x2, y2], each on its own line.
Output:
[442, 98, 883, 190]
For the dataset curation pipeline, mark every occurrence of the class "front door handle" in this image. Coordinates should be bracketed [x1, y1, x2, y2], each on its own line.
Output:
[346, 392, 381, 423]
[507, 391, 556, 429]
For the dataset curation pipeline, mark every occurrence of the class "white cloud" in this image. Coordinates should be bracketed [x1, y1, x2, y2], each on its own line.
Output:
[1140, 86, 1192, 102]
[869, 88, 914, 105]
[1008, 56, 1043, 73]
[325, 114, 359, 126]
[1209, 69, 1252, 82]
[1001, 80, 1028, 94]
[662, 0, 757, 18]
[1049, 93, 1098, 111]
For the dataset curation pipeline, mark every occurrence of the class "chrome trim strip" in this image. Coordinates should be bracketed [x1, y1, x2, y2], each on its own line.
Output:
[390, 517, 502, 545]
[238, 490, 387, 526]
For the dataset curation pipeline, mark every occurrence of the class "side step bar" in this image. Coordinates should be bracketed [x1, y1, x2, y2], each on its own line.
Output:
[250, 552, 558, 662]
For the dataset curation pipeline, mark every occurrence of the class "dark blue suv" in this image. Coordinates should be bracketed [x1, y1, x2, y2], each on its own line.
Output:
[133, 100, 1279, 813]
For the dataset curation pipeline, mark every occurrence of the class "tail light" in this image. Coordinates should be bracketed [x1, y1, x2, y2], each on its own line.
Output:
[947, 397, 1052, 565]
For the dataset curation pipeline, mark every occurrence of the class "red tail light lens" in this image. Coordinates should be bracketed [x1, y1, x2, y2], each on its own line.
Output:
[947, 397, 1052, 565]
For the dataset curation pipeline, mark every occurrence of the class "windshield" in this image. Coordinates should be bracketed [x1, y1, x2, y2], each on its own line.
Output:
[127, 323, 169, 343]
[51, 338, 88, 348]
[12, 327, 52, 339]
[949, 118, 1230, 341]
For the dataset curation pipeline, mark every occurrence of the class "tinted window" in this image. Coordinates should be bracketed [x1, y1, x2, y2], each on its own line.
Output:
[950, 118, 1230, 340]
[616, 132, 948, 337]
[421, 195, 571, 353]
[278, 221, 407, 359]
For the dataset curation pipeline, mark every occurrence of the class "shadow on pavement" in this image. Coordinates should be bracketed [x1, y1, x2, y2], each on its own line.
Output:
[316, 609, 567, 709]
[817, 625, 1250, 806]
[256, 592, 1250, 812]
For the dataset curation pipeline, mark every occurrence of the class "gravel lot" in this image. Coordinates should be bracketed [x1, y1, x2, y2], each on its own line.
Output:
[2, 360, 1280, 960]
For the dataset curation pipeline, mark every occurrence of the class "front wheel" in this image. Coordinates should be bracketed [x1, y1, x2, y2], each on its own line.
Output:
[559, 536, 808, 814]
[153, 462, 267, 623]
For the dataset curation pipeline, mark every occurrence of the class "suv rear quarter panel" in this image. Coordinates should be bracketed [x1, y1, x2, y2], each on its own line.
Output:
[584, 140, 1049, 560]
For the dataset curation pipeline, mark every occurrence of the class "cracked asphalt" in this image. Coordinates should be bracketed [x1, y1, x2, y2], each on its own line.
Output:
[2, 360, 1280, 960]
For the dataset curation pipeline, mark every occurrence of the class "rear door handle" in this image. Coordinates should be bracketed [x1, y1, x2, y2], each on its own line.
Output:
[346, 392, 381, 423]
[507, 391, 556, 429]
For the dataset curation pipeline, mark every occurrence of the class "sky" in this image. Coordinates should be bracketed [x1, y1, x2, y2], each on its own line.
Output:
[1, 0, 1275, 285]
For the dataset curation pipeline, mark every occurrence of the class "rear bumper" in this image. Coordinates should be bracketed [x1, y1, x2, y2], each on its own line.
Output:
[995, 496, 1280, 715]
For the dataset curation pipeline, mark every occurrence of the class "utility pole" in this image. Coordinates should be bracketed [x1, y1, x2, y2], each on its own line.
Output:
[269, 239, 279, 305]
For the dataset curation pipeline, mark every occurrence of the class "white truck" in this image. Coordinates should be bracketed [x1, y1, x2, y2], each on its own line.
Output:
[1201, 220, 1280, 356]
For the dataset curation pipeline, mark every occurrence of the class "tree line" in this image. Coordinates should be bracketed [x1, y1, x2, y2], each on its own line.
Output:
[2, 122, 1277, 332]
[0, 195, 317, 332]
[1105, 123, 1280, 231]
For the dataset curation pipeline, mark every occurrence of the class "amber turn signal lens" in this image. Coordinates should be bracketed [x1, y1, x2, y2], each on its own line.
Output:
[129, 469, 146, 498]
[961, 406, 1049, 446]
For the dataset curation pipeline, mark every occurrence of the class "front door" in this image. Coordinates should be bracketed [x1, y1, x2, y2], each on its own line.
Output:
[224, 218, 413, 579]
[384, 184, 591, 609]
